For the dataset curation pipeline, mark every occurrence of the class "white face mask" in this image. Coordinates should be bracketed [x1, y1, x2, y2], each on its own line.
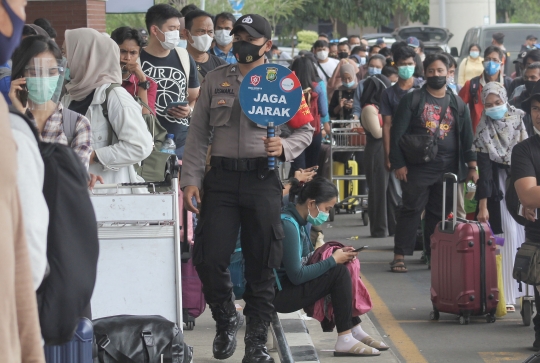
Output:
[157, 28, 180, 50]
[214, 29, 233, 47]
[316, 50, 328, 61]
[189, 32, 213, 52]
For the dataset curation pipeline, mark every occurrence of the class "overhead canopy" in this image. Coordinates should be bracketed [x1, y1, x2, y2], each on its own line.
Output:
[106, 0, 154, 13]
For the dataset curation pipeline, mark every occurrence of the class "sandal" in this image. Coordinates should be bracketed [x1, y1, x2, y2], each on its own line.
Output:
[506, 305, 516, 313]
[334, 342, 381, 357]
[390, 259, 407, 273]
[361, 336, 390, 351]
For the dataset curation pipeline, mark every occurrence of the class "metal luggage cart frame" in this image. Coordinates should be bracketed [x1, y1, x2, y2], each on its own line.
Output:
[329, 120, 369, 225]
[522, 283, 535, 326]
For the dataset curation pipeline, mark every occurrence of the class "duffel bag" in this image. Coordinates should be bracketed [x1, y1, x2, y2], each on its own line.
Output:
[93, 315, 192, 363]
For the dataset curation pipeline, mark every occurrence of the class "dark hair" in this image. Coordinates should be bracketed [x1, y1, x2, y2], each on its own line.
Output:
[351, 45, 367, 54]
[492, 32, 505, 44]
[180, 4, 199, 16]
[442, 52, 457, 68]
[23, 25, 38, 37]
[379, 47, 392, 57]
[370, 44, 381, 52]
[185, 9, 213, 31]
[313, 40, 329, 49]
[368, 54, 385, 67]
[382, 65, 397, 78]
[214, 12, 236, 27]
[337, 41, 350, 51]
[391, 41, 408, 55]
[145, 4, 182, 32]
[526, 62, 540, 72]
[290, 56, 318, 90]
[468, 43, 482, 53]
[393, 45, 416, 63]
[33, 18, 57, 39]
[423, 53, 450, 72]
[271, 45, 278, 51]
[295, 177, 338, 205]
[349, 35, 360, 42]
[524, 49, 540, 65]
[418, 41, 425, 52]
[484, 45, 504, 60]
[318, 33, 329, 39]
[11, 35, 62, 81]
[111, 27, 144, 48]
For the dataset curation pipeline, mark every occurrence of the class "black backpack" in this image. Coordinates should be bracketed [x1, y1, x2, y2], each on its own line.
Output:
[9, 107, 100, 345]
[410, 88, 466, 117]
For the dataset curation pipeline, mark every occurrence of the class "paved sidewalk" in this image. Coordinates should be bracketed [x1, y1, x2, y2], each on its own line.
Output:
[183, 303, 399, 362]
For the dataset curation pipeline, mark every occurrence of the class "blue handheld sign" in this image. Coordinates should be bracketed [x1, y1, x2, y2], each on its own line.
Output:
[239, 64, 303, 169]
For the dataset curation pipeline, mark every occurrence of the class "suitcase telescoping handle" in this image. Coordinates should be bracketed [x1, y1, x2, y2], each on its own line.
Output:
[442, 173, 458, 231]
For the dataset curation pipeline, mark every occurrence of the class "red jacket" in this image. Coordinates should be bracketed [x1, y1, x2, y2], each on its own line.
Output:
[458, 79, 484, 134]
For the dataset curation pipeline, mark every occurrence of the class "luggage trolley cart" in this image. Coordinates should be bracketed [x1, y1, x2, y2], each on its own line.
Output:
[89, 173, 184, 330]
[329, 120, 369, 226]
[522, 283, 535, 326]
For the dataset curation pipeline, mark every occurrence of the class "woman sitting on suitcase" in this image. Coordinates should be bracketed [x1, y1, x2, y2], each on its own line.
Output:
[473, 82, 528, 312]
[273, 177, 387, 357]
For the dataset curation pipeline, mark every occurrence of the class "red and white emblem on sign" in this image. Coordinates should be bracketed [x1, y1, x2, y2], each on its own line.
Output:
[250, 75, 261, 86]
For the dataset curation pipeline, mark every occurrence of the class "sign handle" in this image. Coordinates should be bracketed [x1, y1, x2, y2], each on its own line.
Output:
[267, 122, 275, 170]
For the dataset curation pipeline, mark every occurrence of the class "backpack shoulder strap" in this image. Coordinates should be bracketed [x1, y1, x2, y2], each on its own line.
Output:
[410, 88, 422, 113]
[175, 47, 191, 87]
[316, 62, 331, 81]
[61, 107, 80, 144]
[9, 105, 40, 143]
[100, 83, 122, 144]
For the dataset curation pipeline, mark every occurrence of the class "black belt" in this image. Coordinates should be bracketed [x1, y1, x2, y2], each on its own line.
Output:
[210, 156, 266, 171]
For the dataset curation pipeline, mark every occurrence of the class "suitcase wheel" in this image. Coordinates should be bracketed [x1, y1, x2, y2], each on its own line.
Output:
[485, 314, 496, 324]
[429, 310, 439, 321]
[522, 300, 533, 327]
[459, 316, 470, 325]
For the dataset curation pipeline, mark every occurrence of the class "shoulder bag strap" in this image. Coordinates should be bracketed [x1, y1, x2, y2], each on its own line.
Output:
[97, 335, 137, 363]
[316, 61, 331, 81]
[101, 83, 122, 145]
[175, 47, 191, 96]
[61, 107, 79, 144]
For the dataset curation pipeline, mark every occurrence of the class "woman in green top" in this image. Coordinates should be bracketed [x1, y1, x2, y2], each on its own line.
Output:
[273, 178, 388, 357]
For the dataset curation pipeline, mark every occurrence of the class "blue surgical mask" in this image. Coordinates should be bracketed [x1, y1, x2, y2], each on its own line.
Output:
[359, 57, 366, 65]
[0, 0, 25, 64]
[307, 204, 329, 226]
[368, 67, 382, 76]
[484, 61, 501, 76]
[343, 80, 356, 88]
[485, 104, 508, 120]
[177, 39, 188, 49]
[470, 51, 480, 59]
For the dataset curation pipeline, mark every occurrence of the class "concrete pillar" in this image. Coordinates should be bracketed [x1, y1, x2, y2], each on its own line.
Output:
[25, 0, 107, 45]
[430, 0, 496, 49]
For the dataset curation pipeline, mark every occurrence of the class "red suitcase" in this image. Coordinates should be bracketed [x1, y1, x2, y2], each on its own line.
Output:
[430, 173, 499, 325]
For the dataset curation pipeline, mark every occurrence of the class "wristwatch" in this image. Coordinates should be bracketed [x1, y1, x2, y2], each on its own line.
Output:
[138, 80, 150, 90]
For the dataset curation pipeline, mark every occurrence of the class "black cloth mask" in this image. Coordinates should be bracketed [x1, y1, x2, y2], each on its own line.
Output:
[426, 76, 447, 90]
[232, 41, 266, 64]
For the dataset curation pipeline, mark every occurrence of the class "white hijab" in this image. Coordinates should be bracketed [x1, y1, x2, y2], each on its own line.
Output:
[473, 82, 528, 165]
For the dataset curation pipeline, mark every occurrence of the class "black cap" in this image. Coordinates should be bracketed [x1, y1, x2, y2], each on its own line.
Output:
[527, 34, 538, 41]
[522, 81, 540, 114]
[513, 50, 529, 64]
[230, 14, 272, 39]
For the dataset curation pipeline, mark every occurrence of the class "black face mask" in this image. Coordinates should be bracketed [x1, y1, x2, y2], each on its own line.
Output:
[525, 80, 537, 94]
[232, 41, 266, 64]
[338, 51, 349, 59]
[426, 76, 447, 90]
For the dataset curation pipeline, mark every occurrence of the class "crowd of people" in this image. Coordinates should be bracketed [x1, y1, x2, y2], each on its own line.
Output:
[2, 0, 540, 361]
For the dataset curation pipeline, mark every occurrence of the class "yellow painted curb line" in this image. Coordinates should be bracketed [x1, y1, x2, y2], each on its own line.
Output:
[362, 273, 428, 363]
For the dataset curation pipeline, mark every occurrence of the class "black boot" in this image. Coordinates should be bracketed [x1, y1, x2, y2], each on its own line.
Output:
[209, 298, 244, 360]
[242, 317, 274, 363]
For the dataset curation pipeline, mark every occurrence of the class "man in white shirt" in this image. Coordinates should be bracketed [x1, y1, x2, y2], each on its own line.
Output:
[313, 40, 339, 83]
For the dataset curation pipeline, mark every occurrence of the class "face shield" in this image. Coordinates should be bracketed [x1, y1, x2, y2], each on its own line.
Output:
[24, 57, 67, 111]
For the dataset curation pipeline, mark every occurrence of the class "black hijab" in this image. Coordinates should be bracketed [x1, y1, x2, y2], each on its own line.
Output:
[360, 74, 391, 107]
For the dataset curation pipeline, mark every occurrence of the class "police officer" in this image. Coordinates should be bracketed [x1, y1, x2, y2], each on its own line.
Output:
[181, 14, 313, 363]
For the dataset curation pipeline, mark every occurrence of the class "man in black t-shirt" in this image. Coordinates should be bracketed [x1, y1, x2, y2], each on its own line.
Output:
[388, 54, 478, 272]
[140, 4, 200, 159]
[512, 81, 540, 350]
[183, 9, 227, 83]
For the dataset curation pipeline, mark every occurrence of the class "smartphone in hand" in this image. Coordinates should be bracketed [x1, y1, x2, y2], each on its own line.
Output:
[352, 246, 368, 252]
[18, 83, 28, 108]
[165, 101, 189, 113]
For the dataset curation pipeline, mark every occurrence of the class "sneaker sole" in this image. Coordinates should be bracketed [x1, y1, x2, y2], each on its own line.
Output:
[214, 313, 245, 360]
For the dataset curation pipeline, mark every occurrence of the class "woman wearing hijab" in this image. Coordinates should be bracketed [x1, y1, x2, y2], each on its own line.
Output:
[61, 28, 152, 193]
[361, 75, 400, 237]
[474, 82, 528, 312]
[329, 64, 358, 121]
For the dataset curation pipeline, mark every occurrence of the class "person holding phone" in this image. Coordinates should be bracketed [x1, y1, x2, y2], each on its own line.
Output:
[274, 177, 387, 357]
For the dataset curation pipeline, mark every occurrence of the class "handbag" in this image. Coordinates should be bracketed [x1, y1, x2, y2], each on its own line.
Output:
[398, 92, 449, 164]
[513, 241, 540, 286]
[93, 315, 192, 363]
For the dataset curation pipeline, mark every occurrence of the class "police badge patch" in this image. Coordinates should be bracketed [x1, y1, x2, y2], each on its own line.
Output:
[266, 67, 278, 82]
